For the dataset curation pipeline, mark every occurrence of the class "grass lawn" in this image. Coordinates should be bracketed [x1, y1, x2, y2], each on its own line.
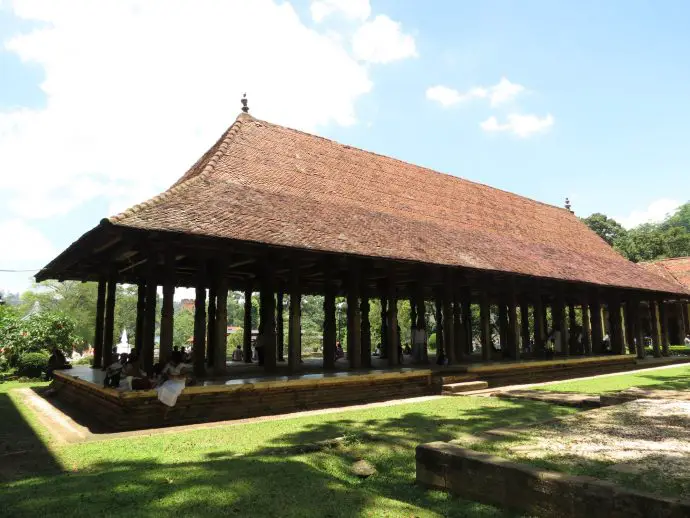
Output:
[534, 364, 690, 394]
[0, 380, 576, 518]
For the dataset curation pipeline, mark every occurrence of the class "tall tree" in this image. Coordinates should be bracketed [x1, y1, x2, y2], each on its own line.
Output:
[581, 213, 627, 246]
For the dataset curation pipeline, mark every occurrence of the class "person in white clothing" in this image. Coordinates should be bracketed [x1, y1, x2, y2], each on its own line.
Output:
[156, 350, 191, 413]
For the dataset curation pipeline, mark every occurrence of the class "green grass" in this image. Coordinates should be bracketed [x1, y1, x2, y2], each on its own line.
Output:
[534, 364, 690, 394]
[0, 380, 576, 518]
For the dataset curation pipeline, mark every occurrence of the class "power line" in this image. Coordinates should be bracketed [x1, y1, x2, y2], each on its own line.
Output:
[0, 268, 40, 272]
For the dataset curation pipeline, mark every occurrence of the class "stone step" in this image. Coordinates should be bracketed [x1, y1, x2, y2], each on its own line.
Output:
[442, 381, 489, 394]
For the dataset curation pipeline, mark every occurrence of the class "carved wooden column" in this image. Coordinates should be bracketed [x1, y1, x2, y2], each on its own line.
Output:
[323, 270, 336, 370]
[159, 253, 175, 366]
[453, 293, 464, 361]
[360, 289, 371, 368]
[567, 302, 577, 354]
[415, 289, 427, 363]
[479, 292, 491, 362]
[581, 302, 592, 356]
[206, 285, 217, 367]
[102, 276, 117, 369]
[347, 264, 361, 369]
[590, 299, 603, 355]
[260, 264, 277, 372]
[192, 262, 207, 377]
[461, 289, 472, 356]
[386, 275, 398, 367]
[443, 283, 455, 365]
[520, 302, 530, 354]
[435, 290, 444, 364]
[609, 299, 624, 355]
[288, 264, 301, 373]
[276, 290, 285, 362]
[135, 281, 145, 353]
[142, 262, 157, 372]
[379, 295, 388, 359]
[554, 295, 568, 356]
[659, 301, 670, 356]
[243, 285, 252, 363]
[649, 301, 661, 358]
[213, 276, 228, 374]
[633, 300, 645, 359]
[678, 301, 688, 344]
[498, 302, 509, 356]
[533, 295, 545, 355]
[93, 277, 106, 369]
[507, 293, 519, 360]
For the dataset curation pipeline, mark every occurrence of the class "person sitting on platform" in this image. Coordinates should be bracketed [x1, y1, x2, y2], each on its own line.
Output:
[46, 347, 68, 380]
[104, 354, 126, 389]
[373, 345, 381, 356]
[156, 350, 191, 412]
[123, 350, 150, 390]
[685, 335, 690, 347]
[231, 345, 242, 361]
[335, 341, 344, 360]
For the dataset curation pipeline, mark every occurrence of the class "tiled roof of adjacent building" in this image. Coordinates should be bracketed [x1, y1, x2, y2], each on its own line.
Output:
[639, 257, 690, 293]
[106, 113, 686, 295]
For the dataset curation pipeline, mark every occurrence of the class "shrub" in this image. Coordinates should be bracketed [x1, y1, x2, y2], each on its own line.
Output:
[16, 351, 49, 378]
[1, 312, 79, 367]
[73, 355, 94, 365]
[428, 332, 436, 351]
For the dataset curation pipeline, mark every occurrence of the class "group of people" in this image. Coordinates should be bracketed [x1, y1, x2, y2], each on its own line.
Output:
[103, 346, 193, 410]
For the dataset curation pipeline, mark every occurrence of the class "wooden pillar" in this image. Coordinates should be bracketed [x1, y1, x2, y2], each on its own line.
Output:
[479, 293, 490, 362]
[260, 265, 277, 372]
[649, 301, 661, 358]
[520, 302, 530, 354]
[360, 290, 371, 368]
[323, 272, 336, 370]
[461, 290, 472, 356]
[143, 266, 157, 372]
[206, 286, 217, 367]
[347, 264, 361, 369]
[93, 277, 106, 369]
[276, 291, 285, 362]
[243, 286, 252, 363]
[609, 300, 624, 355]
[213, 277, 228, 374]
[415, 289, 427, 363]
[590, 299, 603, 354]
[288, 265, 301, 373]
[379, 295, 388, 359]
[507, 296, 519, 360]
[386, 276, 398, 367]
[134, 282, 145, 353]
[581, 302, 592, 356]
[103, 277, 117, 368]
[568, 303, 577, 354]
[555, 295, 568, 356]
[634, 300, 645, 359]
[435, 290, 444, 364]
[453, 293, 464, 361]
[498, 302, 509, 355]
[192, 280, 207, 377]
[159, 254, 174, 366]
[678, 301, 688, 344]
[660, 301, 670, 356]
[443, 283, 455, 365]
[623, 300, 636, 354]
[533, 296, 545, 355]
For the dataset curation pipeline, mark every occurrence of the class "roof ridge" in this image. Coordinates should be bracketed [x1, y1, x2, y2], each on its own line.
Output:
[109, 113, 250, 224]
[248, 116, 569, 214]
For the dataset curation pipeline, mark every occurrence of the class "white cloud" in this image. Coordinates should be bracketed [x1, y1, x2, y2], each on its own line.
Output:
[618, 198, 680, 229]
[480, 113, 554, 137]
[0, 219, 55, 265]
[352, 15, 417, 64]
[311, 0, 370, 22]
[0, 0, 384, 221]
[426, 77, 524, 108]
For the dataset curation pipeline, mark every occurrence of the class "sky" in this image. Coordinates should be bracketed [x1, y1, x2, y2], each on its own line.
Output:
[1, 0, 689, 296]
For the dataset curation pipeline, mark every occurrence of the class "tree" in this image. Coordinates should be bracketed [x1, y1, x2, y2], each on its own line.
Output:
[173, 308, 194, 348]
[581, 213, 627, 246]
[614, 223, 666, 262]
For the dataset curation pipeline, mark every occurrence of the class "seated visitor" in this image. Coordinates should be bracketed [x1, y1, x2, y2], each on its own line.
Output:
[231, 345, 243, 362]
[373, 345, 381, 356]
[104, 354, 126, 388]
[123, 350, 150, 390]
[403, 344, 411, 355]
[156, 350, 191, 411]
[335, 341, 344, 359]
[46, 347, 68, 380]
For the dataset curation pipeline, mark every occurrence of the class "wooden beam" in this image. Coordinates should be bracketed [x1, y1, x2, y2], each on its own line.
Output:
[360, 288, 371, 368]
[93, 277, 106, 369]
[453, 291, 464, 361]
[387, 274, 399, 367]
[323, 274, 336, 370]
[508, 294, 519, 360]
[590, 299, 603, 354]
[520, 302, 530, 354]
[498, 302, 509, 356]
[276, 290, 285, 362]
[192, 272, 207, 377]
[533, 295, 545, 355]
[634, 300, 645, 359]
[461, 288, 472, 357]
[260, 263, 277, 372]
[135, 282, 145, 353]
[346, 262, 362, 369]
[660, 301, 670, 356]
[379, 294, 388, 359]
[443, 283, 455, 365]
[435, 290, 445, 364]
[568, 302, 577, 354]
[206, 285, 217, 367]
[581, 301, 591, 356]
[142, 263, 157, 372]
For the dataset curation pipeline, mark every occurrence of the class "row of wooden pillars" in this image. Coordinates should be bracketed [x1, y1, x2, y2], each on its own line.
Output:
[91, 269, 689, 374]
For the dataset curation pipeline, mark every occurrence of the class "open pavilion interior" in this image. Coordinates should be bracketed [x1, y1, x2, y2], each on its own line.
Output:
[37, 102, 690, 430]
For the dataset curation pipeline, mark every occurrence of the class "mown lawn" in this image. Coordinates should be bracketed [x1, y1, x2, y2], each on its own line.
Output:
[0, 379, 575, 518]
[534, 364, 690, 394]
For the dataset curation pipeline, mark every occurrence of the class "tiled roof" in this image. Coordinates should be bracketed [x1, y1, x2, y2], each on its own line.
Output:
[639, 257, 690, 292]
[108, 113, 687, 295]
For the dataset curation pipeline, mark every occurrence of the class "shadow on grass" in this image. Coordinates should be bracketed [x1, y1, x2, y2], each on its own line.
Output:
[0, 390, 62, 483]
[630, 372, 690, 391]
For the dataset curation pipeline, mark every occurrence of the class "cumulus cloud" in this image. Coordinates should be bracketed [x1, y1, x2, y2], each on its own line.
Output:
[618, 198, 680, 229]
[480, 113, 554, 138]
[426, 77, 524, 108]
[352, 15, 417, 64]
[0, 0, 388, 221]
[311, 0, 370, 22]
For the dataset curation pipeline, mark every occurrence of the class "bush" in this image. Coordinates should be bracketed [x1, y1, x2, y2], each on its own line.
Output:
[73, 355, 94, 365]
[428, 332, 436, 351]
[16, 351, 49, 378]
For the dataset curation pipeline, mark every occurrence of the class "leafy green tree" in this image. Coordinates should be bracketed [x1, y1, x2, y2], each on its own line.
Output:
[614, 223, 666, 262]
[581, 213, 627, 246]
[173, 308, 194, 348]
[661, 201, 690, 232]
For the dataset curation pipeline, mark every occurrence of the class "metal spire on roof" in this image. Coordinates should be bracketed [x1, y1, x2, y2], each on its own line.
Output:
[241, 93, 249, 113]
[565, 197, 572, 212]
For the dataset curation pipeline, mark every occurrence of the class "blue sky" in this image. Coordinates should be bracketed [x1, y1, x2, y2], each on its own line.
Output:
[1, 0, 688, 295]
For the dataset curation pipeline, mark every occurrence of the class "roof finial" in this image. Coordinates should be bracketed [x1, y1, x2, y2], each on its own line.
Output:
[241, 93, 249, 114]
[565, 197, 572, 212]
